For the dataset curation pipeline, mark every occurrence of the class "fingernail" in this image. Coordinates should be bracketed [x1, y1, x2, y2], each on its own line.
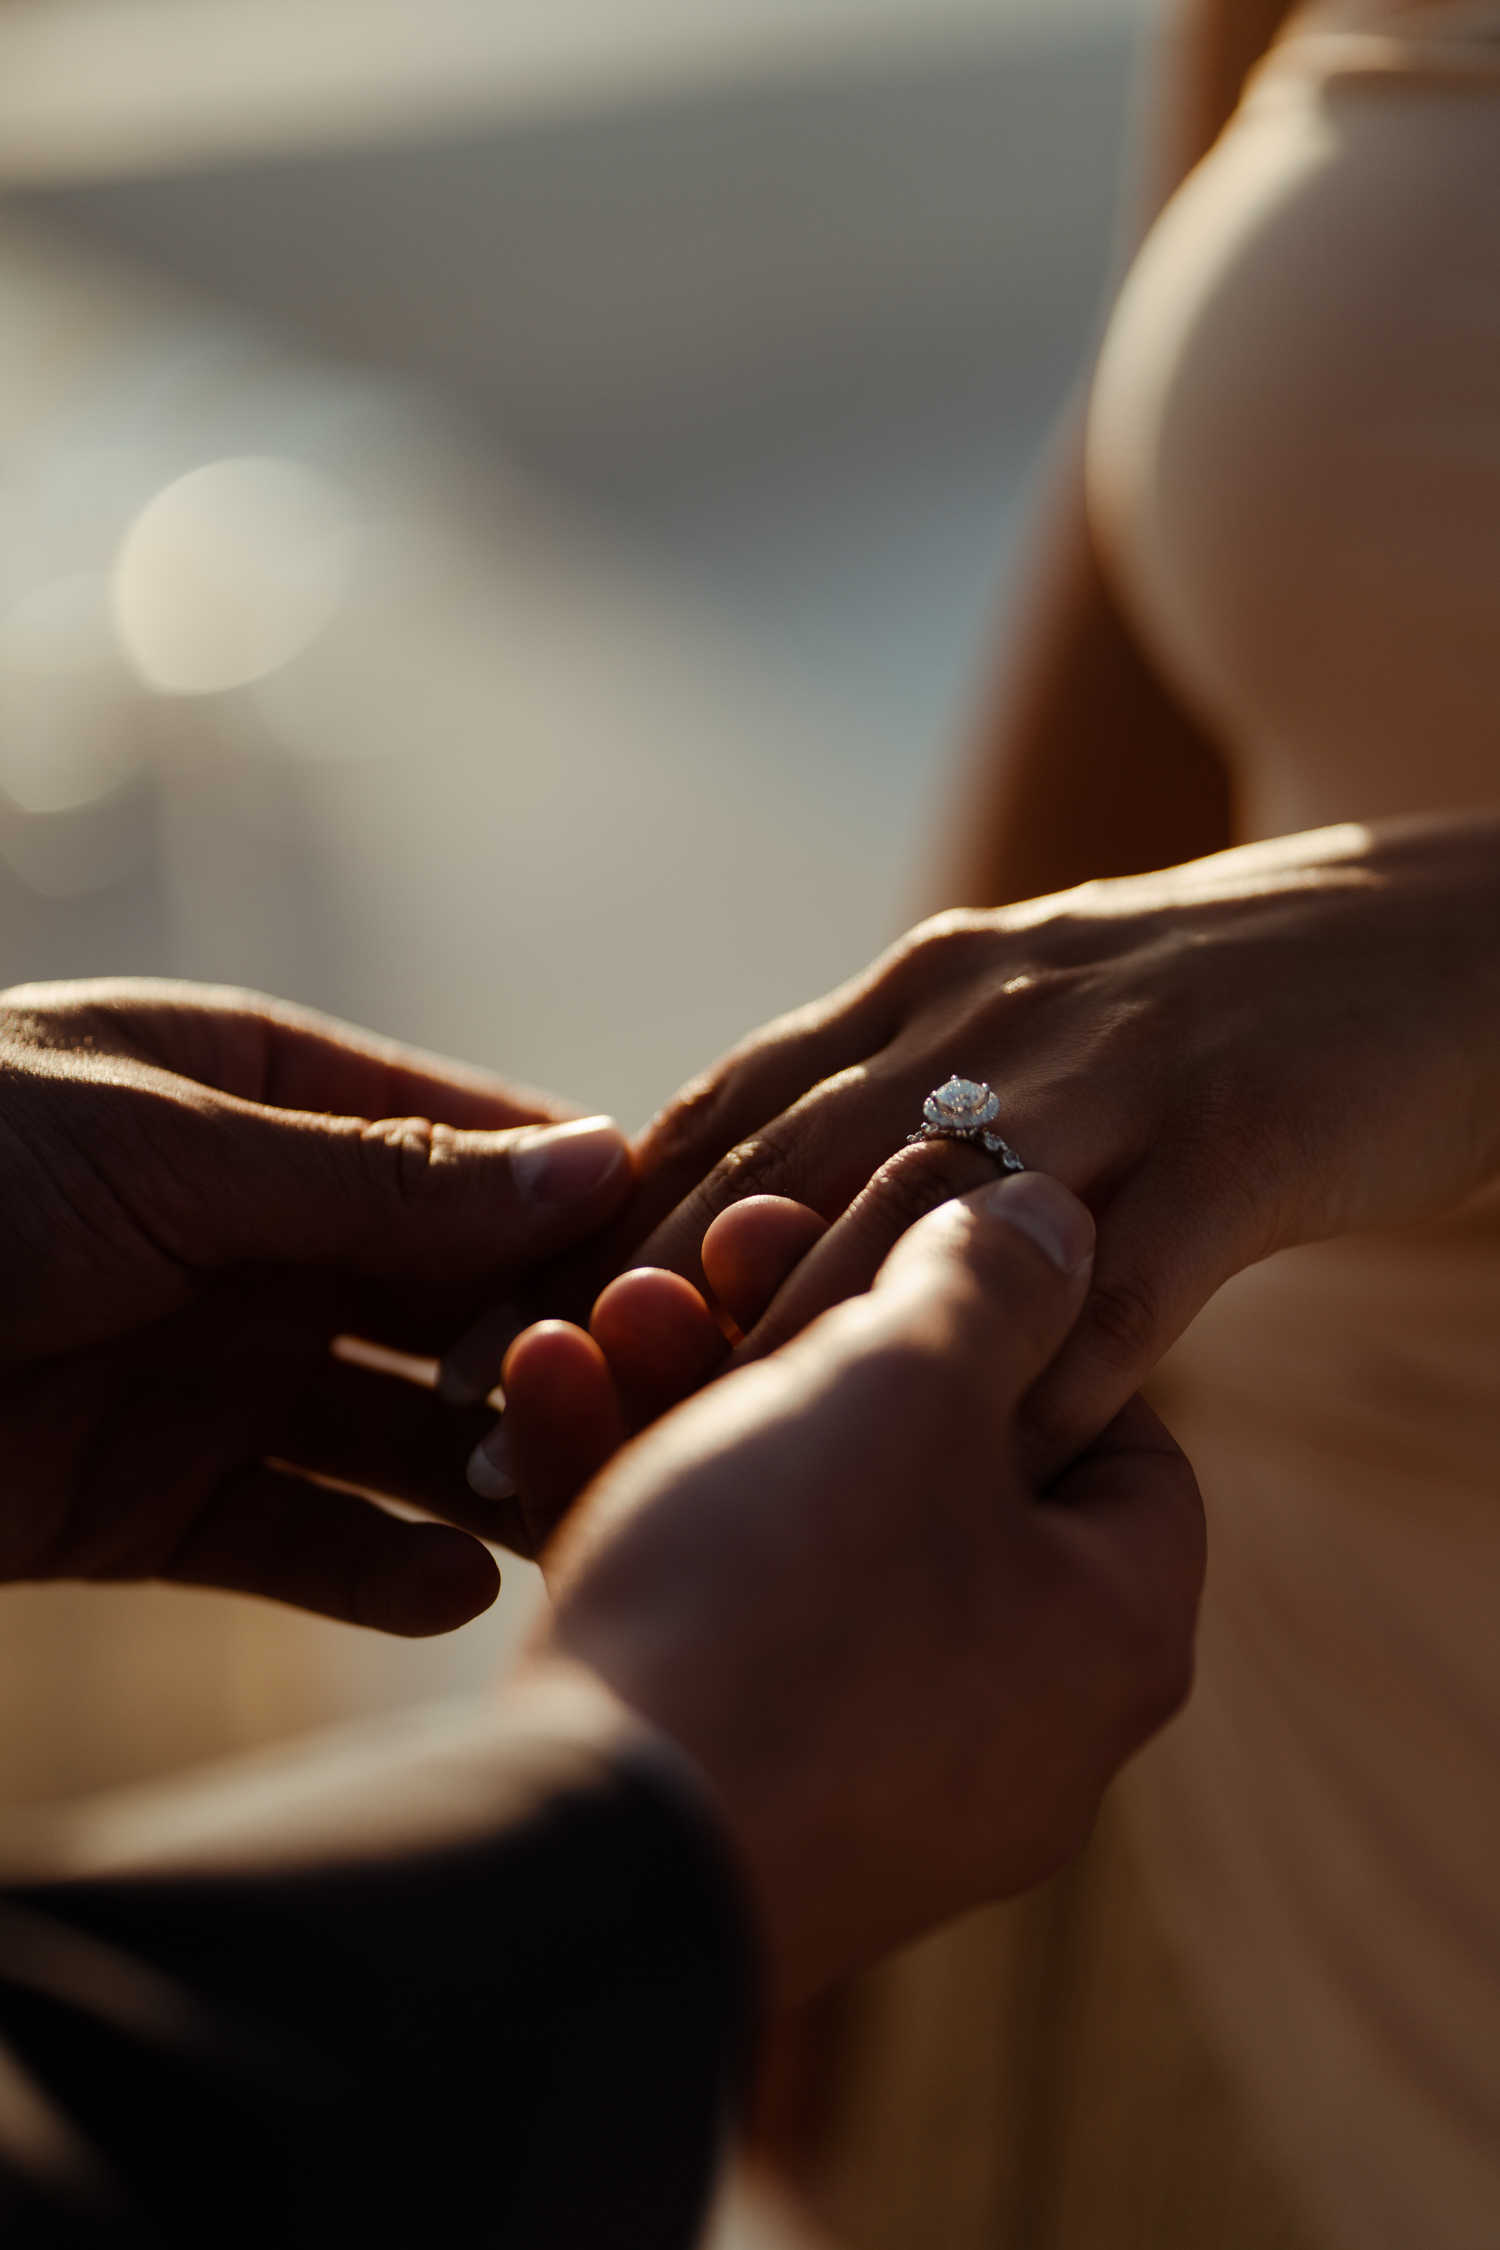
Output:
[512, 1117, 626, 1210]
[467, 1420, 517, 1501]
[438, 1304, 524, 1406]
[979, 1174, 1094, 1274]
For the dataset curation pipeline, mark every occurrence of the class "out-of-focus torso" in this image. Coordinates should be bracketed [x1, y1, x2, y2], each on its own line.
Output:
[1089, 0, 1500, 841]
[1081, 14, 1500, 2249]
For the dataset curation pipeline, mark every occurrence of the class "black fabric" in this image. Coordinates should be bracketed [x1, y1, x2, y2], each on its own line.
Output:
[0, 1745, 756, 2249]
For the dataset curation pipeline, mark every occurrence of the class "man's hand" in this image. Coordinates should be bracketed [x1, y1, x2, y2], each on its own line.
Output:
[0, 979, 631, 1632]
[526, 1173, 1205, 2001]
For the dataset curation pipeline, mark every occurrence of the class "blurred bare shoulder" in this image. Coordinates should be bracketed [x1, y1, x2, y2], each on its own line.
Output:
[1145, 0, 1306, 207]
[940, 0, 1302, 912]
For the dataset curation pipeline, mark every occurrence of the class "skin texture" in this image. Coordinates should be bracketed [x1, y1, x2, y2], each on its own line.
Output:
[51, 1183, 1202, 2025]
[0, 977, 1203, 2020]
[533, 1177, 1205, 2002]
[472, 814, 1500, 1502]
[943, 452, 1234, 910]
[0, 978, 632, 1631]
[943, 0, 1301, 912]
[440, 0, 1316, 1458]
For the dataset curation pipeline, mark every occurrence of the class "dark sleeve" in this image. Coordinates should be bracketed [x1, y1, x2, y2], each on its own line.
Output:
[0, 1738, 758, 2250]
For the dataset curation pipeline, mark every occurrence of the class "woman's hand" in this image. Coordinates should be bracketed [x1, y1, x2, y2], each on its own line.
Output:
[0, 979, 631, 1630]
[527, 813, 1500, 1474]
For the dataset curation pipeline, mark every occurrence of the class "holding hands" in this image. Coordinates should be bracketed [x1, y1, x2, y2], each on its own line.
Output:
[530, 1174, 1203, 1997]
[0, 973, 1204, 2005]
[0, 970, 1212, 2006]
[485, 811, 1500, 1495]
[23, 799, 1478, 1895]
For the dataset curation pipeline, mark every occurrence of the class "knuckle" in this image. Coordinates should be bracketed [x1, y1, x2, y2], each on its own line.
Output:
[859, 1137, 992, 1234]
[643, 1065, 738, 1171]
[641, 997, 852, 1177]
[361, 1116, 454, 1211]
[713, 1117, 809, 1206]
[883, 911, 996, 997]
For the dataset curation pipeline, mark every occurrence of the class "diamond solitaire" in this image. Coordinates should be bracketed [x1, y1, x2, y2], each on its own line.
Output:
[907, 1077, 1025, 1171]
[924, 1077, 1000, 1133]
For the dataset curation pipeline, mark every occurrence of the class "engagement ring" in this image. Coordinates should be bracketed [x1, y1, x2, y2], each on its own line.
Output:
[907, 1076, 1025, 1172]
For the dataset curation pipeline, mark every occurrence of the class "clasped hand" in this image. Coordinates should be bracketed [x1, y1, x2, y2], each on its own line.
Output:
[0, 978, 1205, 1996]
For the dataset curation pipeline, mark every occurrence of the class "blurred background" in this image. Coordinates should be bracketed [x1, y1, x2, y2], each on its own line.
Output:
[0, 0, 1150, 2230]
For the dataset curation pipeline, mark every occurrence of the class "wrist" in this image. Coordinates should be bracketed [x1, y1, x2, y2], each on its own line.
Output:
[522, 1632, 909, 2003]
[515, 1644, 800, 1977]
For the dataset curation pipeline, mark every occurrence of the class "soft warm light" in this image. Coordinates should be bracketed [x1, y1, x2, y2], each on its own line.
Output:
[0, 575, 141, 814]
[112, 455, 353, 695]
[0, 573, 119, 678]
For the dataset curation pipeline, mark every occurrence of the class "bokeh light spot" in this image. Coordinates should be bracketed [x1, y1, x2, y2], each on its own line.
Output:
[112, 456, 354, 696]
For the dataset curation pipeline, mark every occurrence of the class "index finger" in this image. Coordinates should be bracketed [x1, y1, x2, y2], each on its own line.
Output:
[619, 1056, 949, 1306]
[533, 981, 904, 1319]
[23, 978, 573, 1131]
[194, 994, 574, 1130]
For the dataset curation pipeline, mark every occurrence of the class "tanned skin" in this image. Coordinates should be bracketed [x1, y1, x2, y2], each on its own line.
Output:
[943, 0, 1303, 911]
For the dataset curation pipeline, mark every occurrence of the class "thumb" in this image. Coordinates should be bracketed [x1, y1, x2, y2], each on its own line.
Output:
[871, 1172, 1096, 1416]
[159, 1096, 633, 1280]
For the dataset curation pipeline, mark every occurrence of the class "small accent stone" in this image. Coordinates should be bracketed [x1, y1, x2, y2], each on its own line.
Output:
[923, 1076, 1000, 1133]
